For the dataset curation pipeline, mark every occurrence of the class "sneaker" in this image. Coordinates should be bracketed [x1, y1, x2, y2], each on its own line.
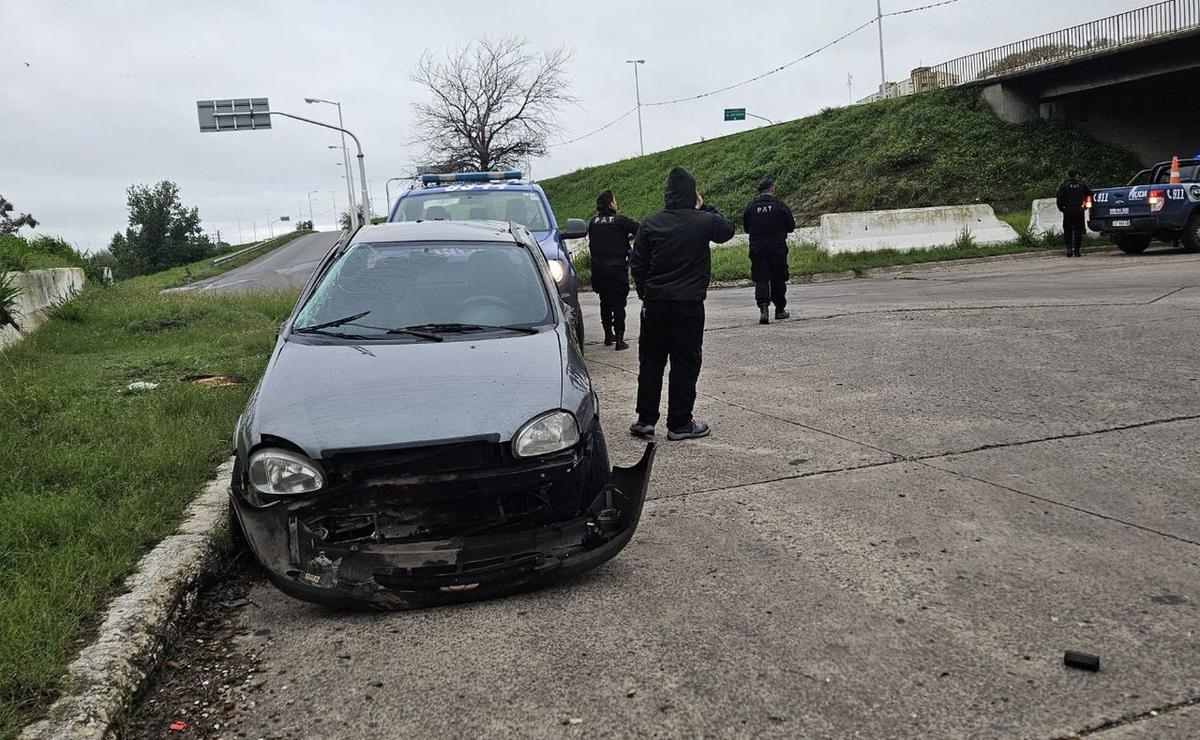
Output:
[629, 420, 656, 438]
[775, 308, 790, 320]
[615, 338, 629, 351]
[759, 307, 770, 325]
[667, 420, 711, 441]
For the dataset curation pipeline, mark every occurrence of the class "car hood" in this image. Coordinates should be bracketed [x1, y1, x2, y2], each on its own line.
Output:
[248, 330, 566, 458]
[536, 233, 564, 260]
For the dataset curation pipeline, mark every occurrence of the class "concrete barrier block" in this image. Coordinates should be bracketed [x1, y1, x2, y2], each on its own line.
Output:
[1029, 198, 1062, 236]
[1, 267, 87, 350]
[819, 204, 1019, 254]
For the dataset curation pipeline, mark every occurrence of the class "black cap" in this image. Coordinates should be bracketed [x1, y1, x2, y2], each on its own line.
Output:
[596, 189, 614, 211]
[757, 176, 776, 193]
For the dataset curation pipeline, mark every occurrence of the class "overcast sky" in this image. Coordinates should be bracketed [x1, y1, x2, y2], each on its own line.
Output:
[3, 0, 1145, 251]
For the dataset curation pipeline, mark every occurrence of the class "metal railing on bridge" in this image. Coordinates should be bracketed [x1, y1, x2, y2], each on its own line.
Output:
[924, 0, 1200, 88]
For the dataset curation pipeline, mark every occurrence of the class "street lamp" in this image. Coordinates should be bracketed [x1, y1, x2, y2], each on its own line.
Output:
[306, 97, 360, 226]
[625, 59, 646, 156]
[385, 177, 406, 218]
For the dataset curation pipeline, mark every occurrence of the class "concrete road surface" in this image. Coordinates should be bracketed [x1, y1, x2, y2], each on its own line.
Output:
[179, 231, 342, 293]
[148, 249, 1200, 739]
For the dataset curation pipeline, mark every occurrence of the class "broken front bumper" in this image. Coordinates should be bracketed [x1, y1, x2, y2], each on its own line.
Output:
[231, 443, 655, 609]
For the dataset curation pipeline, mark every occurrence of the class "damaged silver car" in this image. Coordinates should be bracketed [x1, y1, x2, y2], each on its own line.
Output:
[229, 221, 655, 608]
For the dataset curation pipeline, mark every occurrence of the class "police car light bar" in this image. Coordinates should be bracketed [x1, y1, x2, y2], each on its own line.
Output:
[420, 171, 523, 186]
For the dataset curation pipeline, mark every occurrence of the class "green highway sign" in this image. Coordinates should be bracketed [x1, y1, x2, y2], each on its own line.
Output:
[723, 108, 746, 121]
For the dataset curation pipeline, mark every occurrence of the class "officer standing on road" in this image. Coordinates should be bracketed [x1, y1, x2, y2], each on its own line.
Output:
[1056, 170, 1092, 258]
[587, 190, 639, 350]
[629, 166, 736, 441]
[742, 176, 796, 324]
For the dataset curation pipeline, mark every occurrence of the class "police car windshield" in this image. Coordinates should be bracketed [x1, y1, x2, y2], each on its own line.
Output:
[294, 242, 553, 337]
[395, 191, 551, 232]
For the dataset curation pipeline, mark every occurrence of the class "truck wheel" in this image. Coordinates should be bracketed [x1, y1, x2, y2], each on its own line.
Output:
[1115, 235, 1151, 254]
[1182, 215, 1200, 253]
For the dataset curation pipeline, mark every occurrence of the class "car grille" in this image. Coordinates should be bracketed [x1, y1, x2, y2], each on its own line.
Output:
[323, 438, 504, 481]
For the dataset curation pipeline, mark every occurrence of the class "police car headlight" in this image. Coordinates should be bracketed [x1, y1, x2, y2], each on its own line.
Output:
[547, 259, 566, 283]
[513, 411, 580, 458]
[248, 448, 325, 495]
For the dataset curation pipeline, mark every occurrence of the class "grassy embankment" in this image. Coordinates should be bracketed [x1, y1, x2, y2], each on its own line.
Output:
[545, 89, 1135, 285]
[0, 247, 302, 736]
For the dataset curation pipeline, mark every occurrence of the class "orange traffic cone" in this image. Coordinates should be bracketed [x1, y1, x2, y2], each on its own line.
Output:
[1169, 155, 1182, 184]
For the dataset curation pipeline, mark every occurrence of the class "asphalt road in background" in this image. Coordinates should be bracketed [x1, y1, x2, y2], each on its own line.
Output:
[140, 249, 1200, 738]
[179, 231, 342, 293]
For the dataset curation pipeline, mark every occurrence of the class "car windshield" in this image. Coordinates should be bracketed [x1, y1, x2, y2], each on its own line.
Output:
[394, 190, 551, 232]
[293, 241, 553, 337]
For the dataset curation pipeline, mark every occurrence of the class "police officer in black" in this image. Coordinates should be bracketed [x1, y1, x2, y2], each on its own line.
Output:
[587, 190, 639, 350]
[1056, 170, 1092, 258]
[742, 176, 796, 324]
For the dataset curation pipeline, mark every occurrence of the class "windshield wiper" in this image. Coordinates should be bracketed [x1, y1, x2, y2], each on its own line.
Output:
[394, 322, 540, 336]
[294, 311, 371, 334]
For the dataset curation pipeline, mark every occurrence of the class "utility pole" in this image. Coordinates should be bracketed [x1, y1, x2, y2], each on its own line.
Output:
[847, 73, 853, 103]
[876, 0, 888, 97]
[237, 216, 243, 244]
[306, 98, 359, 228]
[330, 191, 338, 228]
[267, 210, 273, 238]
[307, 190, 318, 227]
[626, 59, 646, 156]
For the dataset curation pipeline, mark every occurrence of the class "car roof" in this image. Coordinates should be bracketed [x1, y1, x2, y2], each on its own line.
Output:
[349, 220, 524, 245]
[400, 181, 543, 196]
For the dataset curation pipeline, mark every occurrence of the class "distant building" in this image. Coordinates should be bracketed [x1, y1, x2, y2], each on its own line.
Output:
[856, 67, 961, 104]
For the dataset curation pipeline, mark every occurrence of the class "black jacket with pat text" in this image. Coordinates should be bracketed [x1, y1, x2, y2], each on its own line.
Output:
[631, 167, 736, 303]
[1056, 179, 1092, 213]
[742, 194, 796, 252]
[587, 208, 640, 269]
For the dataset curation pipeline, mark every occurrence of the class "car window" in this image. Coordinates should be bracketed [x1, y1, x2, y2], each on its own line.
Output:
[1126, 169, 1152, 186]
[394, 191, 550, 232]
[294, 242, 553, 335]
[1153, 164, 1199, 184]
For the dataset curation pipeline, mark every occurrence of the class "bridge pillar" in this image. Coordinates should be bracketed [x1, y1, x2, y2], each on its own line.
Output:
[981, 83, 1039, 124]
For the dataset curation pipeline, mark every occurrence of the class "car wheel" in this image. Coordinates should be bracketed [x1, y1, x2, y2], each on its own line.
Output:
[1182, 215, 1200, 253]
[1115, 235, 1151, 254]
[228, 498, 249, 552]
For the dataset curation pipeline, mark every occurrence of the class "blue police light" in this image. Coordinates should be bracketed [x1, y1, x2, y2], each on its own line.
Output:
[420, 171, 523, 186]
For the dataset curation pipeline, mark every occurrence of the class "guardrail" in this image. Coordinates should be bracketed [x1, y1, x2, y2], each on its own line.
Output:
[926, 0, 1200, 87]
[211, 231, 298, 266]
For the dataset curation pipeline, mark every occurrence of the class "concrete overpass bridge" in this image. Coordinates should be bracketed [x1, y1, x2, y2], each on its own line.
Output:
[921, 0, 1200, 165]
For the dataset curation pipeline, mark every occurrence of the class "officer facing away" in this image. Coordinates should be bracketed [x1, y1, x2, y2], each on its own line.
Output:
[742, 176, 796, 324]
[1056, 170, 1092, 258]
[630, 167, 736, 441]
[587, 189, 639, 350]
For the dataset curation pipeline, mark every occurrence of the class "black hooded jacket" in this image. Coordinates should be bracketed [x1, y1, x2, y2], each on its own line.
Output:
[742, 193, 796, 252]
[1056, 178, 1092, 213]
[631, 167, 736, 302]
[587, 207, 640, 269]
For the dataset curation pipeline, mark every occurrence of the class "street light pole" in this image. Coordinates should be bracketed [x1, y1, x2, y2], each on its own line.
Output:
[385, 177, 405, 218]
[306, 98, 359, 228]
[625, 59, 646, 156]
[746, 112, 776, 126]
[307, 190, 318, 227]
[213, 108, 371, 232]
[876, 0, 887, 97]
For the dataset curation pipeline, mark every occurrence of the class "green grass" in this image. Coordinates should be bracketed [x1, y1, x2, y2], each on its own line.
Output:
[0, 235, 88, 274]
[541, 89, 1140, 228]
[0, 275, 297, 736]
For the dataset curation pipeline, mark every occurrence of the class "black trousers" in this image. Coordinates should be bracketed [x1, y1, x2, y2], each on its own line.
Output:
[636, 300, 705, 430]
[1063, 211, 1085, 253]
[592, 263, 630, 337]
[750, 246, 788, 309]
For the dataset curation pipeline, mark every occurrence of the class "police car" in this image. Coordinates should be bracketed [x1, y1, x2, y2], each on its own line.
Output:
[1087, 156, 1200, 254]
[387, 171, 589, 344]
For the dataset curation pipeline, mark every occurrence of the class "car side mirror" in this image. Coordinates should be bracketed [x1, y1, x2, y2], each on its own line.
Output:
[561, 218, 587, 240]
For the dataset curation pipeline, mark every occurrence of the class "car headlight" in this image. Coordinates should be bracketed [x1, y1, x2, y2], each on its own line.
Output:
[513, 410, 580, 458]
[547, 259, 566, 283]
[248, 448, 325, 495]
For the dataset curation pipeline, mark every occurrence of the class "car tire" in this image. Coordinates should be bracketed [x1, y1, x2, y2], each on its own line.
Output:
[228, 498, 249, 552]
[1115, 235, 1151, 254]
[1182, 215, 1200, 253]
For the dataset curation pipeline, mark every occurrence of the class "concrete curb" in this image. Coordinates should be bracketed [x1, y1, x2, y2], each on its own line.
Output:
[21, 460, 234, 740]
[703, 245, 1117, 291]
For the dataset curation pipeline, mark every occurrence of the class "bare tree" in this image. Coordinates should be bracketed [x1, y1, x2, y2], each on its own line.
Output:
[0, 196, 38, 235]
[410, 36, 575, 172]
